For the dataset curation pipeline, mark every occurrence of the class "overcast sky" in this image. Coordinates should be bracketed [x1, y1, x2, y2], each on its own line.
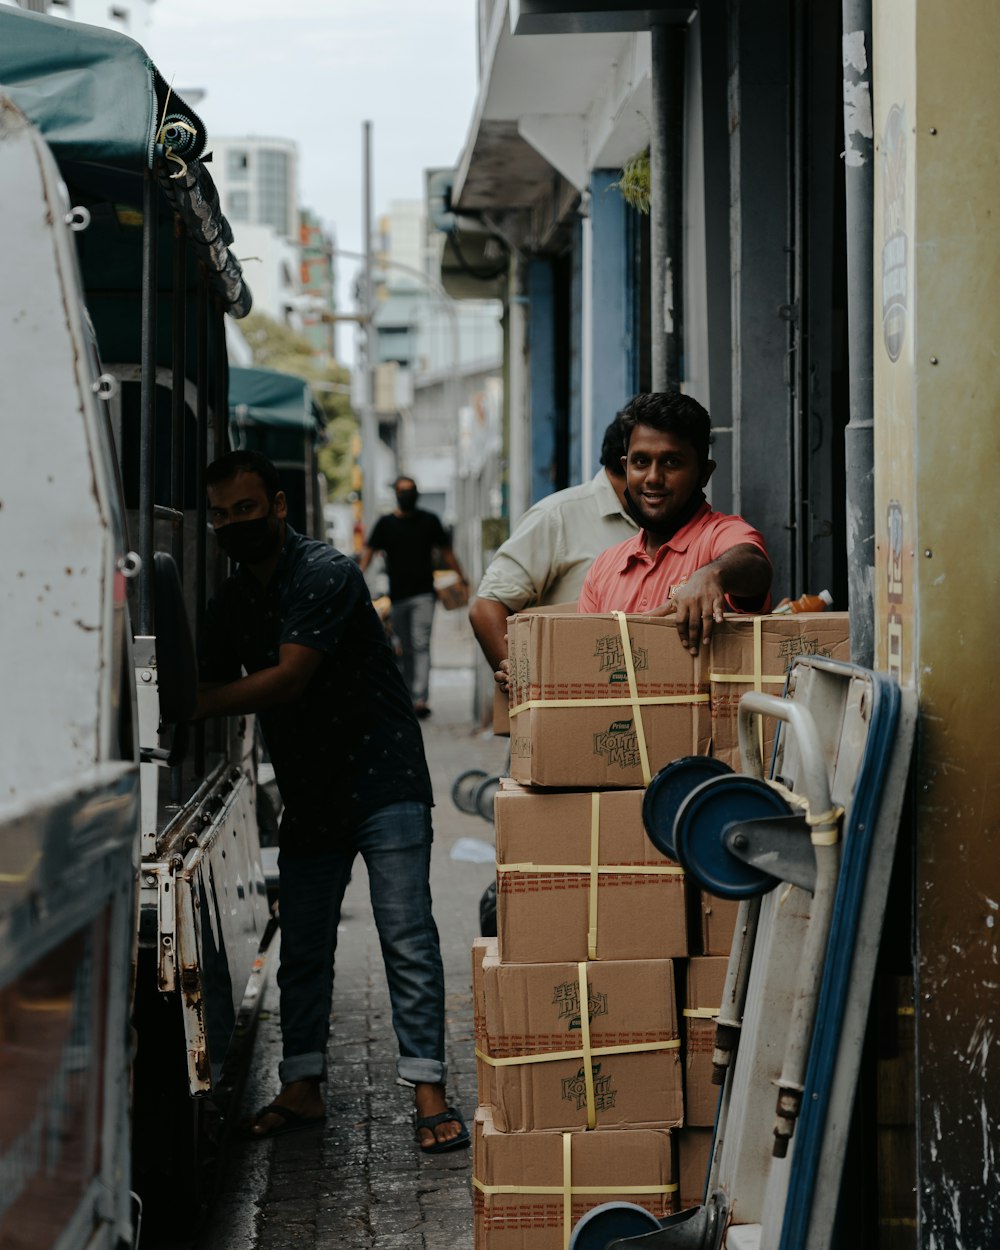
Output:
[143, 0, 481, 333]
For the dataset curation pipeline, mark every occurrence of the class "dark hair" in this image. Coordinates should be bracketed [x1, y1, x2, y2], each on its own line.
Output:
[206, 450, 281, 500]
[618, 391, 712, 468]
[393, 475, 418, 493]
[598, 415, 629, 478]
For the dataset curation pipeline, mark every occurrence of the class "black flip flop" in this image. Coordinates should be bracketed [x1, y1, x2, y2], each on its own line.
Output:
[249, 1102, 326, 1139]
[414, 1106, 470, 1154]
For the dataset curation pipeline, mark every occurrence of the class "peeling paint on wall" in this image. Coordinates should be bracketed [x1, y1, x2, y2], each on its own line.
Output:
[842, 32, 874, 168]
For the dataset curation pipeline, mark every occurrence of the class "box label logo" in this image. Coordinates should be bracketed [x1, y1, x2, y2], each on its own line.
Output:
[593, 720, 642, 770]
[594, 635, 647, 674]
[562, 1063, 616, 1112]
[553, 979, 608, 1030]
[776, 636, 834, 669]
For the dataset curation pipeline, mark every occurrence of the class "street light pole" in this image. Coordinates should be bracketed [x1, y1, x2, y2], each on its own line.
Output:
[360, 119, 379, 535]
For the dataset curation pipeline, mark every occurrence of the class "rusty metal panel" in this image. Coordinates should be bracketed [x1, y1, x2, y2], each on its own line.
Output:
[873, 0, 1000, 1244]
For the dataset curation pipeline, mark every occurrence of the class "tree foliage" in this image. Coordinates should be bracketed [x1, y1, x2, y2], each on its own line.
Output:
[240, 312, 358, 501]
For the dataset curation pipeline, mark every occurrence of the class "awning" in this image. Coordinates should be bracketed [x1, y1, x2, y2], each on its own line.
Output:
[0, 7, 250, 317]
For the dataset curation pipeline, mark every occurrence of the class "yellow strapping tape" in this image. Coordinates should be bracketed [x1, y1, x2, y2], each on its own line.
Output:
[763, 778, 844, 845]
[588, 795, 600, 961]
[474, 1140, 678, 1250]
[497, 863, 684, 877]
[754, 616, 764, 758]
[508, 693, 708, 717]
[682, 1008, 721, 1019]
[473, 1177, 679, 1196]
[708, 674, 786, 684]
[578, 962, 597, 1129]
[476, 1039, 681, 1068]
[563, 1132, 572, 1248]
[613, 610, 651, 786]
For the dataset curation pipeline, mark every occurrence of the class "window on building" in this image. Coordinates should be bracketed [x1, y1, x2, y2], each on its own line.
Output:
[228, 190, 250, 221]
[257, 148, 292, 237]
[227, 149, 250, 180]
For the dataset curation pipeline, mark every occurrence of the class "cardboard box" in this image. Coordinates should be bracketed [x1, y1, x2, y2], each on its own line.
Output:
[478, 952, 684, 1132]
[473, 1108, 677, 1250]
[676, 1127, 714, 1210]
[434, 569, 469, 610]
[494, 684, 511, 736]
[697, 892, 741, 956]
[495, 784, 687, 963]
[507, 612, 710, 788]
[708, 612, 850, 770]
[683, 957, 728, 1126]
[473, 938, 498, 1109]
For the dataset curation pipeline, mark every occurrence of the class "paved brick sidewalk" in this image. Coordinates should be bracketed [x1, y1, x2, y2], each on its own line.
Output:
[200, 610, 505, 1250]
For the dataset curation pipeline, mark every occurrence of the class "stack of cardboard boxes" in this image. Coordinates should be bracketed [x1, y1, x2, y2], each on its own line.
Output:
[475, 609, 849, 1248]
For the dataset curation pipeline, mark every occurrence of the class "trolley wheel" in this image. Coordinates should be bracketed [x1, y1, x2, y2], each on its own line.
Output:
[568, 1202, 662, 1249]
[674, 774, 792, 900]
[452, 768, 488, 815]
[474, 774, 502, 823]
[642, 755, 733, 860]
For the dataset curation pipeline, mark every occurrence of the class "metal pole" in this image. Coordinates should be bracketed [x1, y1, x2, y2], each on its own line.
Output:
[841, 0, 875, 666]
[580, 188, 594, 479]
[194, 268, 209, 778]
[650, 22, 686, 391]
[360, 120, 379, 535]
[170, 215, 187, 583]
[138, 165, 158, 635]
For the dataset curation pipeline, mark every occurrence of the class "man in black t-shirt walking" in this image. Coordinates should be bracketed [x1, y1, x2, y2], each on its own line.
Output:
[361, 476, 467, 718]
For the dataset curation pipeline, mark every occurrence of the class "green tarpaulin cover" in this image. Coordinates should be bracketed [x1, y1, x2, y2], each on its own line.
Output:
[0, 6, 205, 177]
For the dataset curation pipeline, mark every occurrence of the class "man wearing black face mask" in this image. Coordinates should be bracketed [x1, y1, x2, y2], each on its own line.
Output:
[360, 476, 467, 719]
[198, 451, 469, 1153]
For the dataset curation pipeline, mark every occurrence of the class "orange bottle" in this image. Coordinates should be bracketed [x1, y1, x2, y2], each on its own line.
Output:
[773, 589, 833, 614]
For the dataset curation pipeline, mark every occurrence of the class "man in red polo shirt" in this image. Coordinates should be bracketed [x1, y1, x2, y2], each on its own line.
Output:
[578, 391, 772, 656]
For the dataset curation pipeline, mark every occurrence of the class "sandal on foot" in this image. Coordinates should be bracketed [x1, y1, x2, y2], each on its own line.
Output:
[414, 1106, 470, 1154]
[249, 1102, 326, 1139]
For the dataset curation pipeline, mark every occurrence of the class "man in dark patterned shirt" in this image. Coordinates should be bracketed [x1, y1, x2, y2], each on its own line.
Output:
[198, 451, 468, 1152]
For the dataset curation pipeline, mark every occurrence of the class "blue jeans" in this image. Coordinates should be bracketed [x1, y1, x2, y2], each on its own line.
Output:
[391, 592, 436, 704]
[276, 801, 446, 1087]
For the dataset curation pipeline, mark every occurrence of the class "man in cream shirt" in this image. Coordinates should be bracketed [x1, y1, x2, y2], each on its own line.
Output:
[469, 417, 637, 669]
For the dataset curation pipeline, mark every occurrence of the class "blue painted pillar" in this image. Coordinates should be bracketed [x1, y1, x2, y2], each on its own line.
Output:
[587, 169, 637, 476]
[526, 257, 557, 504]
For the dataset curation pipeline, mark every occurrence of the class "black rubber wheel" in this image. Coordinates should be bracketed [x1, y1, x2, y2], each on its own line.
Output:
[479, 881, 497, 937]
[474, 774, 502, 824]
[568, 1202, 661, 1249]
[642, 755, 734, 860]
[674, 773, 791, 899]
[451, 768, 488, 815]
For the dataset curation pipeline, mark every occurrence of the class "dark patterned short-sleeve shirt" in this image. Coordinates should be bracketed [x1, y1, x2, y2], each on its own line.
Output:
[201, 526, 434, 855]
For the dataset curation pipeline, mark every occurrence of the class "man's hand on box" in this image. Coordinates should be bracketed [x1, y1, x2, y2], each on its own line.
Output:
[495, 658, 511, 694]
[646, 565, 725, 656]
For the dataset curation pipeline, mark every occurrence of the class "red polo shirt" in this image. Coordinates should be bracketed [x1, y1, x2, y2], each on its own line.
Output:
[578, 501, 771, 613]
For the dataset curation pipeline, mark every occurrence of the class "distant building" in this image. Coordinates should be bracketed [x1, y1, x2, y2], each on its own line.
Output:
[206, 138, 337, 342]
[299, 209, 338, 360]
[3, 0, 155, 33]
[367, 194, 502, 579]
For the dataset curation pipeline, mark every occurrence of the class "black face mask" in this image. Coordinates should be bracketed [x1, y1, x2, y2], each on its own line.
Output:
[623, 485, 707, 540]
[395, 489, 418, 513]
[214, 510, 282, 565]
